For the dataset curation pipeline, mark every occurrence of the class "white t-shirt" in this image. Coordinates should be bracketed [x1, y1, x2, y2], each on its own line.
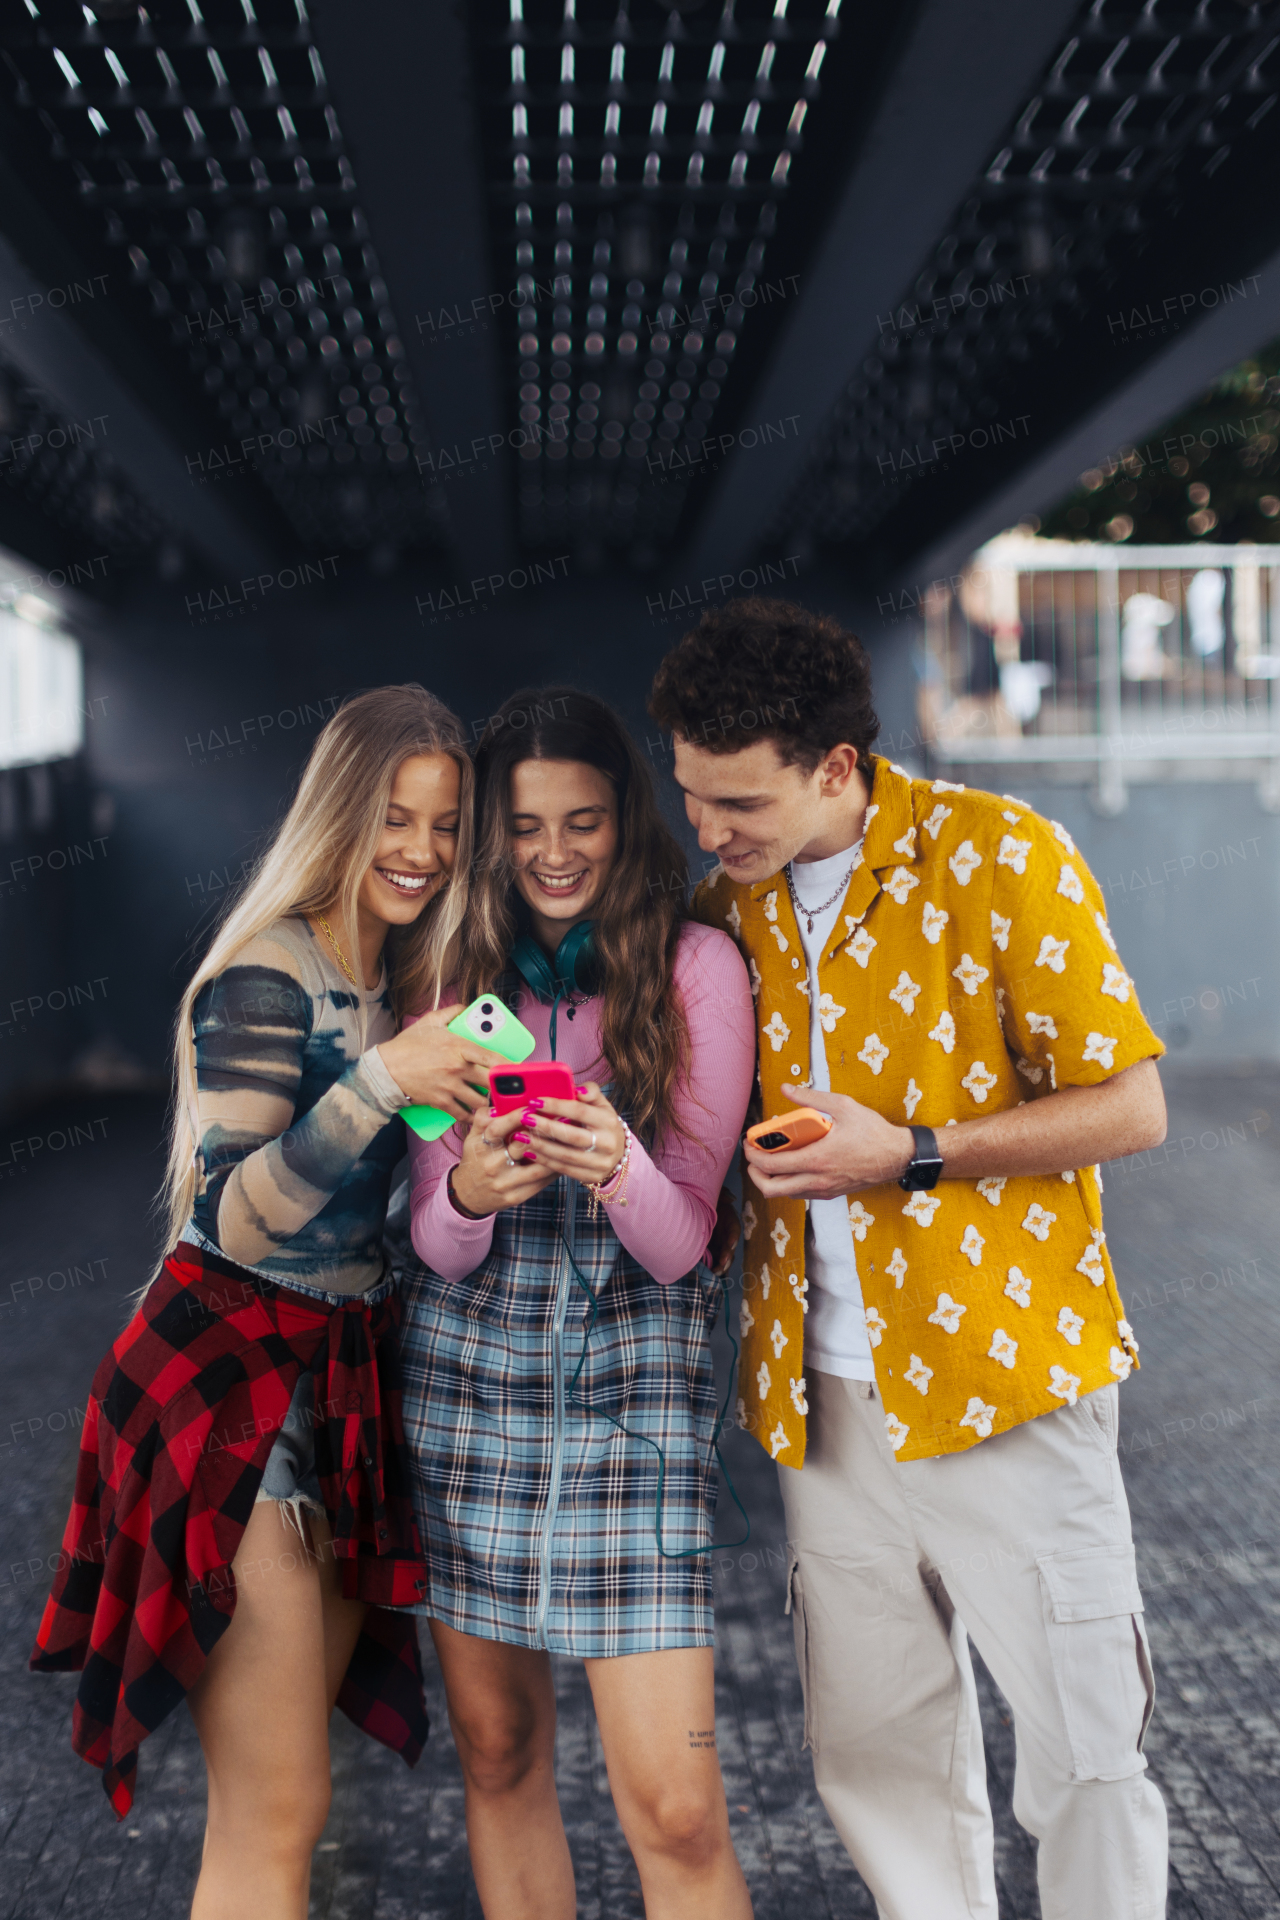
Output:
[788, 843, 875, 1381]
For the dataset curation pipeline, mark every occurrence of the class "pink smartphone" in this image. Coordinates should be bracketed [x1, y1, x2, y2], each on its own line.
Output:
[488, 1063, 578, 1115]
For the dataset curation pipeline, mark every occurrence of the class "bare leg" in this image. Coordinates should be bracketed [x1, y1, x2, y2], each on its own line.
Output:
[187, 1502, 367, 1920]
[428, 1617, 575, 1920]
[585, 1647, 752, 1920]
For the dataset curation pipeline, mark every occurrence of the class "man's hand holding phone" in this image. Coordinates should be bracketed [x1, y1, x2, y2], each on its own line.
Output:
[743, 1090, 914, 1200]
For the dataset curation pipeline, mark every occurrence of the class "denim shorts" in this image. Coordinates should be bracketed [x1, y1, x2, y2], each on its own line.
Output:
[256, 1366, 325, 1517]
[251, 1268, 397, 1525]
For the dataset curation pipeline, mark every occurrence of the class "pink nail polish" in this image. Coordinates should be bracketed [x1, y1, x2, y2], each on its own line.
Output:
[575, 1086, 589, 1096]
[513, 1132, 530, 1144]
[522, 1109, 538, 1125]
[523, 1152, 537, 1162]
[526, 1097, 545, 1110]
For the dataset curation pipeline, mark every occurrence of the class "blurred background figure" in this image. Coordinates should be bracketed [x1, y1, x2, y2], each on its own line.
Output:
[1121, 591, 1177, 680]
[1186, 566, 1226, 658]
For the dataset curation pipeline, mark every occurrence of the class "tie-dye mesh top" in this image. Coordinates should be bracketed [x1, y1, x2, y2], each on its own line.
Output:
[183, 916, 409, 1295]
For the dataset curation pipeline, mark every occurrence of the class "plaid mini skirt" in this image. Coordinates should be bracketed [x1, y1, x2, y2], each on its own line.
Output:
[398, 1173, 724, 1657]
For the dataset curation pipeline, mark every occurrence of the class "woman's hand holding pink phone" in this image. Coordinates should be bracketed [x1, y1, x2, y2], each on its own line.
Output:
[451, 1099, 556, 1218]
[513, 1079, 626, 1192]
[450, 1071, 628, 1217]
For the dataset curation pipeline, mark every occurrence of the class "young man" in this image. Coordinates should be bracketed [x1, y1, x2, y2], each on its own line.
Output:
[650, 597, 1169, 1920]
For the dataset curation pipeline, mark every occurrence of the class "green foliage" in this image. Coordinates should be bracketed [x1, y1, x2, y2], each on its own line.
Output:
[1039, 344, 1280, 546]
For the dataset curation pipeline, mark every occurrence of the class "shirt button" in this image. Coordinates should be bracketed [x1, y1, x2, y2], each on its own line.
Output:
[364, 1455, 374, 1467]
[790, 957, 800, 969]
[790, 1065, 801, 1076]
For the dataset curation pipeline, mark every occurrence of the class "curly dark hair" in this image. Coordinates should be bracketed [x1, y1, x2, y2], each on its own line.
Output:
[648, 595, 879, 772]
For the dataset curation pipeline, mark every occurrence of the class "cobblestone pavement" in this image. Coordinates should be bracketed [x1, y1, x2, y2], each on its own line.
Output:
[1, 1071, 1276, 1919]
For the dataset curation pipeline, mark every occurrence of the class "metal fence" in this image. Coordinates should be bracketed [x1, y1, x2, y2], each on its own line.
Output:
[0, 602, 83, 774]
[922, 534, 1280, 811]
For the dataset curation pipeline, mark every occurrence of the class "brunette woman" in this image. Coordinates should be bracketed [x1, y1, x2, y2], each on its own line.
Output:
[399, 689, 757, 1920]
[32, 685, 508, 1919]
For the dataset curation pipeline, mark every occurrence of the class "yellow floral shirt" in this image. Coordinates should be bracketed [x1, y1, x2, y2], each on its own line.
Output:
[692, 758, 1163, 1466]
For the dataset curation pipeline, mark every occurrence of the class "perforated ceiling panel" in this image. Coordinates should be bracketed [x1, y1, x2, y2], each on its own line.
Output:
[0, 0, 449, 560]
[468, 0, 850, 567]
[763, 0, 1280, 563]
[15, 0, 1267, 586]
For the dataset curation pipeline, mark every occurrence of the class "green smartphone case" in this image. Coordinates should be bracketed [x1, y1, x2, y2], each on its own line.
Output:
[399, 995, 537, 1141]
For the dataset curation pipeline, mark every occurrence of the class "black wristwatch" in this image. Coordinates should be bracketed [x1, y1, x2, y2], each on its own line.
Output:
[898, 1124, 944, 1191]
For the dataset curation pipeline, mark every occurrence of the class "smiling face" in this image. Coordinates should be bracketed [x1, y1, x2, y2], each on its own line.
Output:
[672, 733, 870, 882]
[508, 757, 620, 951]
[354, 751, 460, 942]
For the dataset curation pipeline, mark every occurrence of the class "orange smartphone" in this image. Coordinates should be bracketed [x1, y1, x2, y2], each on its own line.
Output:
[745, 1106, 834, 1153]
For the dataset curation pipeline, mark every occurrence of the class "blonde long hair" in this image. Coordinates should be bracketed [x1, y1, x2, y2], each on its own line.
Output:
[155, 683, 472, 1273]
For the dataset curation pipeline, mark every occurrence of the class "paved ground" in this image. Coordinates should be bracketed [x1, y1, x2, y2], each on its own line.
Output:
[1, 1070, 1277, 1919]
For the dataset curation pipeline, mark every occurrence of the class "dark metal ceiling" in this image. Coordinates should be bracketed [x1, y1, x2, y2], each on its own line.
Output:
[0, 0, 447, 570]
[0, 0, 908, 583]
[758, 0, 1280, 572]
[0, 357, 166, 564]
[1, 0, 1279, 592]
[463, 0, 889, 570]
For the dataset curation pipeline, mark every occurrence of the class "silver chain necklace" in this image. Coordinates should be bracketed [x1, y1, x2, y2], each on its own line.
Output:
[786, 841, 863, 934]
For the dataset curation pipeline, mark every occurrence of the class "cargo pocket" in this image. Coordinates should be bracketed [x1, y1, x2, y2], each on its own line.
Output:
[785, 1550, 817, 1753]
[1076, 1381, 1119, 1453]
[1036, 1542, 1155, 1782]
[1133, 1609, 1156, 1753]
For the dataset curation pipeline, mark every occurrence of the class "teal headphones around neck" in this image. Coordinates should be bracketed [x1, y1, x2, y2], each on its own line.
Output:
[509, 918, 598, 1002]
[508, 919, 599, 1058]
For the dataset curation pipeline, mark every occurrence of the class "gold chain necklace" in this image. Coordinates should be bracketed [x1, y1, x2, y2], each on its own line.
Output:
[314, 913, 358, 986]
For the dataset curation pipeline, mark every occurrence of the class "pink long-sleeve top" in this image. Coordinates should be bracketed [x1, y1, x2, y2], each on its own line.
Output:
[407, 921, 756, 1285]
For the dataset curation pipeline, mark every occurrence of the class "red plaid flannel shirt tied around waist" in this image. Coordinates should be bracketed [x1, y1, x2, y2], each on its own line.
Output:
[30, 1244, 429, 1816]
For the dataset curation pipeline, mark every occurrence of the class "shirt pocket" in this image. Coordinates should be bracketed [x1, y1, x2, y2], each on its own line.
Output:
[1035, 1542, 1156, 1781]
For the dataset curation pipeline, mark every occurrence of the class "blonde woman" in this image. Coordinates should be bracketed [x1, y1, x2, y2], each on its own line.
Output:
[32, 685, 504, 1920]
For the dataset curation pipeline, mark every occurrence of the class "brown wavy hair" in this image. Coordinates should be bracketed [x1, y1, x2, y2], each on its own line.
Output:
[459, 687, 693, 1143]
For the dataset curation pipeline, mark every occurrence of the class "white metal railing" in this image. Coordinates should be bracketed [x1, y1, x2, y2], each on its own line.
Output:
[0, 601, 83, 772]
[921, 533, 1280, 811]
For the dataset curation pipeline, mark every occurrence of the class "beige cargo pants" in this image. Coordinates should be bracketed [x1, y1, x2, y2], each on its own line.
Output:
[779, 1373, 1167, 1920]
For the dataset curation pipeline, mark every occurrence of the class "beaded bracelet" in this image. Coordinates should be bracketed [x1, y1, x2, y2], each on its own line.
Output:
[588, 1118, 632, 1219]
